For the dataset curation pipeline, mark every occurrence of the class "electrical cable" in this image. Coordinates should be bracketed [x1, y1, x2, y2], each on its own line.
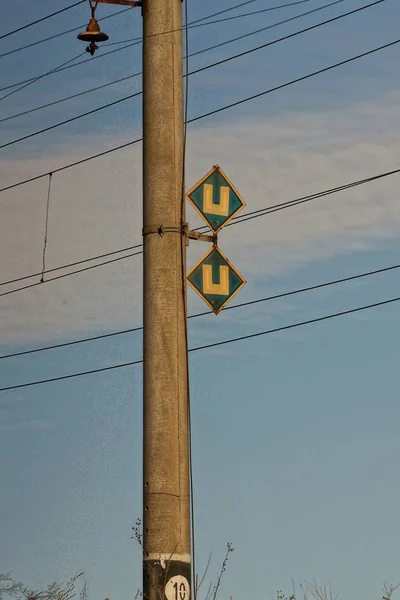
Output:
[1, 33, 397, 194]
[0, 243, 143, 288]
[40, 173, 53, 283]
[139, 0, 319, 37]
[0, 91, 142, 150]
[0, 44, 139, 94]
[1, 291, 400, 392]
[0, 0, 315, 62]
[189, 0, 258, 25]
[0, 52, 86, 103]
[2, 259, 400, 361]
[190, 0, 383, 78]
[0, 1, 382, 151]
[2, 161, 400, 297]
[2, 163, 400, 294]
[0, 74, 136, 124]
[0, 251, 142, 300]
[0, 0, 338, 91]
[227, 168, 400, 227]
[0, 1, 86, 41]
[180, 0, 197, 594]
[0, 0, 344, 125]
[189, 37, 400, 124]
[0, 7, 133, 61]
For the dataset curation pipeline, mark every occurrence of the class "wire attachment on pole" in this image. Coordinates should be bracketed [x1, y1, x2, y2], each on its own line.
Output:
[40, 172, 53, 284]
[142, 225, 185, 238]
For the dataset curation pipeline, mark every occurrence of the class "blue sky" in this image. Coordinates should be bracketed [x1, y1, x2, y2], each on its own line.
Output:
[1, 1, 400, 600]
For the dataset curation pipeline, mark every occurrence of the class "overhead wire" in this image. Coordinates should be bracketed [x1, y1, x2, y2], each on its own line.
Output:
[40, 174, 53, 283]
[1, 32, 398, 194]
[1, 0, 380, 149]
[0, 0, 86, 41]
[189, 37, 400, 124]
[2, 259, 400, 361]
[1, 163, 400, 294]
[0, 0, 346, 126]
[0, 243, 143, 288]
[0, 52, 87, 102]
[228, 168, 400, 228]
[0, 250, 142, 299]
[2, 291, 400, 392]
[0, 0, 315, 61]
[0, 45, 138, 94]
[0, 0, 339, 92]
[180, 0, 196, 594]
[0, 91, 142, 150]
[0, 7, 133, 61]
[189, 0, 384, 78]
[189, 0, 258, 25]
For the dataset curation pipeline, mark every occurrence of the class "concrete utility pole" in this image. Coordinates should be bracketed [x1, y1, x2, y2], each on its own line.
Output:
[78, 1, 191, 597]
[142, 0, 191, 599]
[79, 1, 243, 599]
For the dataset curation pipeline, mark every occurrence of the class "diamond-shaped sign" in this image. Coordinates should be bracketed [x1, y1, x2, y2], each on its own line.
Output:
[186, 165, 246, 233]
[187, 246, 246, 314]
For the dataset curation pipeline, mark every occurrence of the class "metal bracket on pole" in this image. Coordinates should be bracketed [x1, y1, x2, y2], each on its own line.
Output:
[185, 229, 217, 245]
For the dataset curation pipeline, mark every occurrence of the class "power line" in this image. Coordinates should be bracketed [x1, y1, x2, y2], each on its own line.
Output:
[1, 259, 400, 360]
[0, 0, 329, 92]
[1, 162, 400, 297]
[191, 0, 384, 78]
[0, 359, 144, 392]
[2, 0, 362, 149]
[0, 91, 142, 150]
[0, 244, 143, 288]
[0, 52, 86, 103]
[0, 7, 133, 61]
[0, 0, 314, 62]
[188, 0, 258, 25]
[181, 0, 196, 590]
[2, 164, 400, 294]
[1, 34, 397, 195]
[0, 73, 135, 125]
[0, 45, 138, 94]
[0, 0, 345, 126]
[191, 292, 400, 353]
[179, 0, 316, 29]
[0, 326, 142, 360]
[0, 250, 142, 300]
[1, 291, 399, 392]
[230, 169, 400, 227]
[189, 37, 400, 124]
[1, 159, 400, 299]
[0, 0, 86, 41]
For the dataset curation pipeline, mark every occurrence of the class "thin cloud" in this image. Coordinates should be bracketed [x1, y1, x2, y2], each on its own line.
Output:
[1, 91, 400, 344]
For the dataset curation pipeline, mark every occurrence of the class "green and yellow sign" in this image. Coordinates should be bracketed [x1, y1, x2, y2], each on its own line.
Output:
[186, 166, 247, 314]
[187, 246, 246, 315]
[186, 165, 246, 233]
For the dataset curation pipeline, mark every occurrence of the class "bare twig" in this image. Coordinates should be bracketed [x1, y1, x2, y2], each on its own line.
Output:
[0, 574, 28, 599]
[197, 553, 212, 593]
[79, 583, 88, 600]
[204, 581, 213, 600]
[211, 543, 234, 600]
[382, 583, 400, 600]
[132, 518, 144, 551]
[302, 580, 336, 600]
